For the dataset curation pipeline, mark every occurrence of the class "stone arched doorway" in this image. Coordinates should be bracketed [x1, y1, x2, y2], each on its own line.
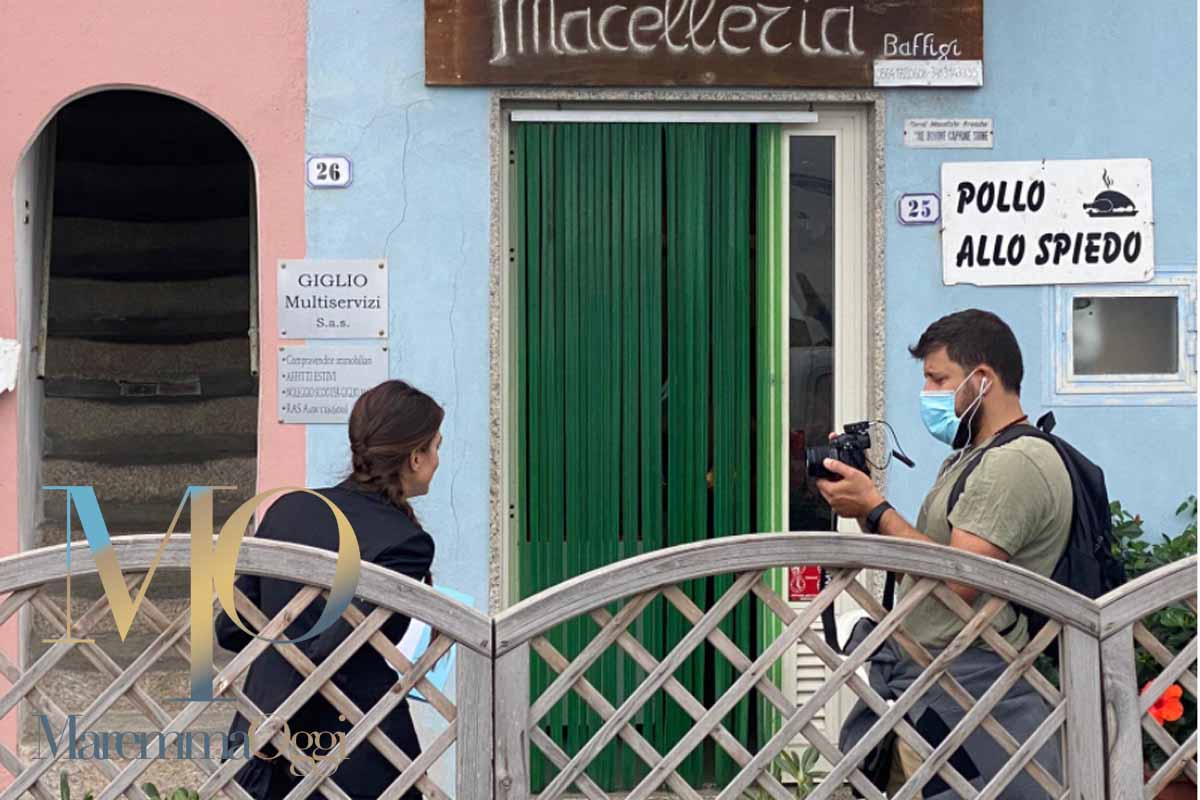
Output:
[14, 88, 259, 786]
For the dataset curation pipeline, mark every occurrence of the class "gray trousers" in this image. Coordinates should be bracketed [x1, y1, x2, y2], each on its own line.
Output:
[837, 621, 1064, 800]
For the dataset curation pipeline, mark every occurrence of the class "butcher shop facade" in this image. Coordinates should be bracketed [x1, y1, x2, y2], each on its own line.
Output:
[0, 0, 1194, 791]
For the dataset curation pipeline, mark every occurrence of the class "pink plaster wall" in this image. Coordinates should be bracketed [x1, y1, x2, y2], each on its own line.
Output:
[0, 0, 308, 775]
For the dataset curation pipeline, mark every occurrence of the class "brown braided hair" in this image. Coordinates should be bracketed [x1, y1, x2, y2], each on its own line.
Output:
[346, 380, 444, 524]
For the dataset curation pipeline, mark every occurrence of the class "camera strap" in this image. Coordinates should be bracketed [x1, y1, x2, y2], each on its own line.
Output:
[819, 568, 842, 652]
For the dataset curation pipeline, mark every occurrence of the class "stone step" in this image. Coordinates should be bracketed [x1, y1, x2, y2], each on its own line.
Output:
[52, 217, 249, 260]
[45, 369, 256, 400]
[44, 432, 256, 465]
[51, 217, 250, 280]
[45, 338, 251, 381]
[30, 594, 192, 641]
[47, 274, 250, 341]
[47, 314, 250, 343]
[38, 498, 247, 543]
[20, 742, 228, 799]
[31, 633, 190, 674]
[41, 455, 257, 506]
[51, 250, 252, 281]
[49, 276, 250, 321]
[54, 161, 251, 221]
[44, 396, 257, 440]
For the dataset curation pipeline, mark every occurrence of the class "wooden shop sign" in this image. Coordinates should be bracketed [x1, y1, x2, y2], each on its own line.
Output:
[425, 0, 982, 87]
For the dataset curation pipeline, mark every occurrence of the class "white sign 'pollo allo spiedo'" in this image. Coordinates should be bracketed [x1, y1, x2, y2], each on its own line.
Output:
[941, 159, 1154, 286]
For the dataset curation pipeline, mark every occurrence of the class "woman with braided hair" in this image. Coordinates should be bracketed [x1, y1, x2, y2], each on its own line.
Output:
[216, 380, 443, 799]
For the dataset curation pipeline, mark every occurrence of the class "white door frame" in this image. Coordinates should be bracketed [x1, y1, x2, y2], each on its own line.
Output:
[496, 102, 878, 747]
[782, 109, 872, 468]
[781, 106, 872, 745]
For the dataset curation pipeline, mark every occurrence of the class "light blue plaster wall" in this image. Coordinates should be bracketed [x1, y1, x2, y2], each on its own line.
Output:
[305, 0, 492, 611]
[881, 0, 1198, 538]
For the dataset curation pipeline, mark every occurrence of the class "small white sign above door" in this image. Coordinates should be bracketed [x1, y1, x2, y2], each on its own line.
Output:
[277, 344, 389, 424]
[904, 118, 993, 149]
[874, 59, 983, 87]
[278, 259, 388, 339]
[941, 159, 1154, 286]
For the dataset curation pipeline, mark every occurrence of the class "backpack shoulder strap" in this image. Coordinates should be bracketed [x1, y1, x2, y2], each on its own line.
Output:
[943, 415, 1059, 640]
[946, 422, 1050, 517]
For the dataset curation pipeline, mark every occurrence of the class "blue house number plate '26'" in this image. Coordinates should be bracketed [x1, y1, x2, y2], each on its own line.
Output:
[899, 193, 941, 225]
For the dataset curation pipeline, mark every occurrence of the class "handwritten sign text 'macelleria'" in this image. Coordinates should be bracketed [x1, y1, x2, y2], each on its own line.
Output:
[489, 0, 960, 63]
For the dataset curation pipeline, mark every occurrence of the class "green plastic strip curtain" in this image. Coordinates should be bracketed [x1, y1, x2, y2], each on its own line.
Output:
[514, 121, 783, 791]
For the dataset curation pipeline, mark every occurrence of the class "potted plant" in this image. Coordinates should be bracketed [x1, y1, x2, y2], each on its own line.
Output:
[1112, 497, 1198, 799]
[741, 746, 821, 799]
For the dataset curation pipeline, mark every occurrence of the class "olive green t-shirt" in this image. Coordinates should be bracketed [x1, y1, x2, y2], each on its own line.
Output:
[898, 432, 1073, 650]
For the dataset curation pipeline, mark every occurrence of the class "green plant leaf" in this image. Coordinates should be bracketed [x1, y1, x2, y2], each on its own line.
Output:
[801, 744, 820, 772]
[60, 770, 70, 800]
[142, 783, 162, 800]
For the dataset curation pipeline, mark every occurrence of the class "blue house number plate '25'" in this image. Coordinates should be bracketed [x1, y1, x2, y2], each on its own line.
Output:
[899, 193, 941, 225]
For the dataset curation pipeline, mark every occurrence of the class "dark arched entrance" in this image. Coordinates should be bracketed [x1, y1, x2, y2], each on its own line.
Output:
[27, 89, 257, 789]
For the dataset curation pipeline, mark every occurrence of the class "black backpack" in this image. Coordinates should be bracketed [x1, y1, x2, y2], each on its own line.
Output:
[940, 411, 1126, 644]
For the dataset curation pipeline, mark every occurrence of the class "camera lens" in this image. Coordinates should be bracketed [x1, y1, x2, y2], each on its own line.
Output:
[805, 445, 836, 479]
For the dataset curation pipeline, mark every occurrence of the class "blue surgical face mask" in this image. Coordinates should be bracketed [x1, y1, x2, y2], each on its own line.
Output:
[920, 370, 988, 447]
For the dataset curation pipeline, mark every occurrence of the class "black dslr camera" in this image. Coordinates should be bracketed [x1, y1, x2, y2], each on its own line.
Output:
[806, 421, 872, 480]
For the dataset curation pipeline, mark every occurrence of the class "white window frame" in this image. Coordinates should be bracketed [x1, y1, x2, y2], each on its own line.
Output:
[1045, 272, 1197, 406]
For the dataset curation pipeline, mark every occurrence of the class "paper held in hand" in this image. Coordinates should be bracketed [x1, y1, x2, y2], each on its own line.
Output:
[393, 585, 475, 703]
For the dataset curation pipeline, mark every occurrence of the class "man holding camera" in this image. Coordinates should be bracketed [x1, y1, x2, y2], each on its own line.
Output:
[815, 309, 1070, 798]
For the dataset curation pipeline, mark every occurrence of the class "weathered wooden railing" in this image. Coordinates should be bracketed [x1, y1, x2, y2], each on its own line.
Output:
[495, 534, 1116, 800]
[0, 533, 1194, 799]
[0, 536, 492, 800]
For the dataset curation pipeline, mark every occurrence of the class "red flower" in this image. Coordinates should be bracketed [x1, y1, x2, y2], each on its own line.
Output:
[1142, 681, 1184, 724]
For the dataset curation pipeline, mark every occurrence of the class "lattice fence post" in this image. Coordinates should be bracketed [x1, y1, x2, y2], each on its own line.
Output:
[1062, 626, 1107, 799]
[1101, 625, 1144, 800]
[458, 640, 494, 800]
[494, 642, 530, 800]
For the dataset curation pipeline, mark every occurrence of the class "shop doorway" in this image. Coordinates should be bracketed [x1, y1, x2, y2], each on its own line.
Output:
[504, 108, 871, 790]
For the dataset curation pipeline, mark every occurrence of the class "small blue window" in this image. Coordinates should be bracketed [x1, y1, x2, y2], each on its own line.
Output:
[1047, 274, 1196, 405]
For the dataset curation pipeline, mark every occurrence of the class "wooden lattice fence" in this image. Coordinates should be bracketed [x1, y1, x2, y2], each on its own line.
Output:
[0, 536, 492, 800]
[1100, 557, 1198, 799]
[494, 534, 1117, 800]
[0, 533, 1193, 799]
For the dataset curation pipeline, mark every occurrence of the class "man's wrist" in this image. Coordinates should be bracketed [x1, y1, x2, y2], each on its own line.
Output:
[863, 500, 894, 534]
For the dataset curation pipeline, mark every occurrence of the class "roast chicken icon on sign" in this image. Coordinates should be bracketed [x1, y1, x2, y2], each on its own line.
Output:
[1083, 169, 1139, 217]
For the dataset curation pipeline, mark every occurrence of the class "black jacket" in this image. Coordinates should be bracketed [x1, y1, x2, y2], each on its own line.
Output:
[215, 481, 435, 800]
